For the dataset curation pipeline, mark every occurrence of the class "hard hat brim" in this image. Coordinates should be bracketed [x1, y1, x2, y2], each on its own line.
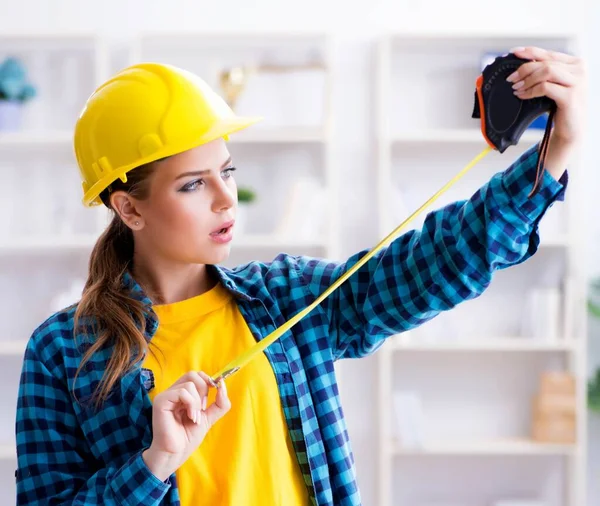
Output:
[82, 115, 263, 207]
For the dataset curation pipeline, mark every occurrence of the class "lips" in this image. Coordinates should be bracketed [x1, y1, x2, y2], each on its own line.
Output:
[210, 220, 235, 236]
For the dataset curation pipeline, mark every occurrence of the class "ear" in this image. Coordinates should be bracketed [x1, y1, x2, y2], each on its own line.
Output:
[110, 191, 144, 230]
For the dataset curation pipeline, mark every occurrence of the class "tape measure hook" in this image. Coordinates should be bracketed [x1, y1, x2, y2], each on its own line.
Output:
[209, 367, 240, 387]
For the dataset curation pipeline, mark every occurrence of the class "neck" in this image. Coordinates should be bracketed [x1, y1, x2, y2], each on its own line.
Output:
[131, 249, 215, 305]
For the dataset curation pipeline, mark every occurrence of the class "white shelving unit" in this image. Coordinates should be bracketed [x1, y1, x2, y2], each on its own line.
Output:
[375, 32, 587, 506]
[0, 33, 110, 504]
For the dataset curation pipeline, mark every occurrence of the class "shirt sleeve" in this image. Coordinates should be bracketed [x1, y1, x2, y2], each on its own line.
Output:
[294, 143, 568, 359]
[15, 336, 171, 506]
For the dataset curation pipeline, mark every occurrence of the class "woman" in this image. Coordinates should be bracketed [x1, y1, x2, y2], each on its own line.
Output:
[15, 46, 585, 506]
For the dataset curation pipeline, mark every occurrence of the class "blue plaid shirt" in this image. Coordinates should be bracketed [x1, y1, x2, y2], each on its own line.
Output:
[15, 144, 567, 505]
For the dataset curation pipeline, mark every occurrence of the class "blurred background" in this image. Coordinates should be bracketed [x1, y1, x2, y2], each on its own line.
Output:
[0, 0, 598, 505]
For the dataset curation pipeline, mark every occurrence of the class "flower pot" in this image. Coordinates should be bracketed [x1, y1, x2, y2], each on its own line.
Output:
[0, 100, 23, 131]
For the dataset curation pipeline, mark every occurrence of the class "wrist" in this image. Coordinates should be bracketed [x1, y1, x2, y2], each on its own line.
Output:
[544, 130, 576, 182]
[142, 447, 179, 482]
[549, 128, 578, 151]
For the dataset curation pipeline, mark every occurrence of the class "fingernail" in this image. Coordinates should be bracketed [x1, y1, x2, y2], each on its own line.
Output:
[202, 396, 207, 411]
[506, 71, 518, 82]
[510, 46, 525, 53]
[193, 411, 197, 424]
[196, 410, 202, 423]
[512, 80, 524, 90]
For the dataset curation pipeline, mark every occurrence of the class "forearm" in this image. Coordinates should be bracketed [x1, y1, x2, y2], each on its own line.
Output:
[544, 129, 577, 182]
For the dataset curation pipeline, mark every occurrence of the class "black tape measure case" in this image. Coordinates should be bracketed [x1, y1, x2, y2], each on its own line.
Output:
[472, 53, 556, 195]
[473, 53, 555, 152]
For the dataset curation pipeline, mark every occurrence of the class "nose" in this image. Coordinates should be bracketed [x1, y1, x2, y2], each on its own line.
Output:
[211, 179, 235, 213]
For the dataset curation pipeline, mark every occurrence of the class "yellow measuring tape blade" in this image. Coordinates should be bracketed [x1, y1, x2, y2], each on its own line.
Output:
[211, 145, 493, 383]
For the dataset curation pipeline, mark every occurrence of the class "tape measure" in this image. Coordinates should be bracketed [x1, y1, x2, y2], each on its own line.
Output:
[208, 52, 556, 387]
[472, 53, 556, 195]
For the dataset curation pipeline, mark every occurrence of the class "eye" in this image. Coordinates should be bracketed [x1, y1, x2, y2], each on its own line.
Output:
[179, 179, 204, 192]
[222, 166, 237, 179]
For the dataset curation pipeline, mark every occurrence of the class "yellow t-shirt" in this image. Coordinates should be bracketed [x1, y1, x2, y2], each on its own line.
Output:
[142, 282, 308, 506]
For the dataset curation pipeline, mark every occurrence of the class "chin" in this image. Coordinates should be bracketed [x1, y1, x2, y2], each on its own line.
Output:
[194, 245, 232, 265]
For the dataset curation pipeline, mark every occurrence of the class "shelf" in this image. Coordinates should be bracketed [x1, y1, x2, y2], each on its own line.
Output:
[138, 30, 329, 43]
[0, 33, 101, 50]
[388, 30, 576, 40]
[0, 445, 15, 461]
[391, 129, 544, 145]
[0, 341, 27, 357]
[0, 127, 327, 149]
[0, 235, 98, 253]
[230, 126, 328, 144]
[389, 337, 577, 352]
[0, 234, 327, 254]
[392, 438, 575, 456]
[0, 130, 73, 148]
[0, 448, 15, 462]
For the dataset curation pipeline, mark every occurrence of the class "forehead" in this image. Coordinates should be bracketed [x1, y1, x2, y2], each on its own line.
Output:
[154, 139, 231, 179]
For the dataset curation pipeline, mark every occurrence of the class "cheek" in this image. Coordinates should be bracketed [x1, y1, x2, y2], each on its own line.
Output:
[148, 194, 211, 237]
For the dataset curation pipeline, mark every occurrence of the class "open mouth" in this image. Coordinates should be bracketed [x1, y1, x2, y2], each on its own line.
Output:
[210, 220, 235, 237]
[212, 226, 231, 236]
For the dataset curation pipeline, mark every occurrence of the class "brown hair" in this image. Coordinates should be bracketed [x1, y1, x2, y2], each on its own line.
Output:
[73, 162, 157, 407]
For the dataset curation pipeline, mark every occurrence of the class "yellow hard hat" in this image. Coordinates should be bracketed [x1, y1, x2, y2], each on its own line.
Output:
[74, 62, 261, 206]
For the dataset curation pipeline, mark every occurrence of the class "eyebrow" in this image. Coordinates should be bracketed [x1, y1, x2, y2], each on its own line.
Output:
[175, 157, 232, 180]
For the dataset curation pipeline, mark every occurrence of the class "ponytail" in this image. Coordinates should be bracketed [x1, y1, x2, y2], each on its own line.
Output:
[73, 161, 157, 407]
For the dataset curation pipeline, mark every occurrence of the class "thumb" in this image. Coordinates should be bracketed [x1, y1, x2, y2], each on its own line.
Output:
[205, 380, 232, 427]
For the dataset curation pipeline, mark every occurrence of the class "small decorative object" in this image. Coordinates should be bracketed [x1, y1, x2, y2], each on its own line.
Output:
[219, 62, 326, 127]
[235, 186, 256, 235]
[588, 367, 600, 413]
[0, 57, 36, 131]
[237, 187, 256, 204]
[531, 371, 576, 444]
[587, 278, 600, 414]
[220, 66, 251, 110]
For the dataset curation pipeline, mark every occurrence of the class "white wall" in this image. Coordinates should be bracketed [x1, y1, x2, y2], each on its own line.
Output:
[1, 0, 598, 504]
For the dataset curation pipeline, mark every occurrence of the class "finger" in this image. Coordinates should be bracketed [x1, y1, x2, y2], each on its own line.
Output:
[180, 383, 203, 422]
[514, 81, 569, 107]
[510, 46, 579, 64]
[205, 380, 232, 427]
[159, 387, 201, 424]
[506, 60, 544, 84]
[512, 63, 576, 93]
[507, 60, 576, 86]
[197, 371, 217, 395]
[171, 371, 210, 400]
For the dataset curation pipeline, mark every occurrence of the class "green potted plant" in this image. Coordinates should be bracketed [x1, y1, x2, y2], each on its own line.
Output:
[589, 369, 600, 413]
[0, 57, 36, 131]
[236, 187, 256, 235]
[588, 277, 600, 414]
